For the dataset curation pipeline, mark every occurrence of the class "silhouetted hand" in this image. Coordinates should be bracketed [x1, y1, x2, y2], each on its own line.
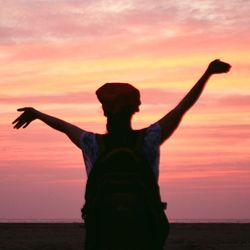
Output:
[12, 107, 39, 129]
[207, 59, 231, 74]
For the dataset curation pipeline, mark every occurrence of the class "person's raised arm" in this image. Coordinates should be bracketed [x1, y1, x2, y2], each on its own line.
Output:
[158, 59, 231, 143]
[12, 107, 84, 149]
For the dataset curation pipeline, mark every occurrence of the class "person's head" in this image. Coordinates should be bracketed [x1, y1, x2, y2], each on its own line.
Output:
[96, 82, 141, 117]
[96, 82, 141, 133]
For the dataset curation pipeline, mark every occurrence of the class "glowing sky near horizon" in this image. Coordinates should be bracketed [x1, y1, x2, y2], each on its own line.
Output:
[0, 0, 250, 221]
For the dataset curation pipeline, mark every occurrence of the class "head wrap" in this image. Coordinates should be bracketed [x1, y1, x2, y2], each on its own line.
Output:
[96, 82, 141, 116]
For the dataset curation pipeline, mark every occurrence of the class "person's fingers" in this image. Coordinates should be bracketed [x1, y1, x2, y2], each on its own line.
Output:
[15, 121, 25, 129]
[12, 118, 18, 125]
[208, 59, 231, 74]
[17, 108, 27, 112]
[23, 121, 31, 128]
[13, 120, 21, 129]
[224, 65, 231, 72]
[214, 61, 230, 73]
[221, 63, 231, 72]
[13, 115, 29, 128]
[12, 114, 23, 124]
[14, 122, 21, 129]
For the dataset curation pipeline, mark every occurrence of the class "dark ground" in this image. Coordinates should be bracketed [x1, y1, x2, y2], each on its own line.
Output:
[0, 223, 250, 250]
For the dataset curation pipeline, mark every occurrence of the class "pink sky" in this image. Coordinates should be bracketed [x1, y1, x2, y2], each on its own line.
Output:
[0, 0, 250, 221]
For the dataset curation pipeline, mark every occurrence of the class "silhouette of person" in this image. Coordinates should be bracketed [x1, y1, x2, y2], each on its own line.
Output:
[12, 59, 231, 245]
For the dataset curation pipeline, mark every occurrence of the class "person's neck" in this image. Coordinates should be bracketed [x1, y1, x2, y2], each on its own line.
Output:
[106, 115, 132, 135]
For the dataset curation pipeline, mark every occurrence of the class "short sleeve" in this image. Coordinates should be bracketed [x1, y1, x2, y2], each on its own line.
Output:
[142, 122, 162, 181]
[80, 131, 99, 176]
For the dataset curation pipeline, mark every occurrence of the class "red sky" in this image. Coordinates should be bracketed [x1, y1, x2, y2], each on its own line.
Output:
[1, 0, 250, 221]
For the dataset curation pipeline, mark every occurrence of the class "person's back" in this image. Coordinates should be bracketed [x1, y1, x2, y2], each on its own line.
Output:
[83, 129, 168, 250]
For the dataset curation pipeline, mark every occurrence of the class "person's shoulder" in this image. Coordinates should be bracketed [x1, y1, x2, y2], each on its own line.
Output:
[144, 122, 161, 132]
[143, 122, 161, 145]
[81, 130, 105, 137]
[80, 130, 94, 139]
[80, 130, 102, 149]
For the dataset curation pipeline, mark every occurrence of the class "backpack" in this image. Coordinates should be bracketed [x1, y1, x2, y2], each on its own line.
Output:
[82, 130, 169, 250]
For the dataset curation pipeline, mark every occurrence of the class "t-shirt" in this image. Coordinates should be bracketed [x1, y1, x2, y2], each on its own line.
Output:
[80, 122, 162, 181]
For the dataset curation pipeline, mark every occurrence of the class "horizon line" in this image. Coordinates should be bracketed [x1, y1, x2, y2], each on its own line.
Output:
[1, 218, 250, 224]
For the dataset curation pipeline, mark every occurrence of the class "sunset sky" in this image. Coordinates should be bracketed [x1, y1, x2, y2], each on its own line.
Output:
[1, 0, 249, 221]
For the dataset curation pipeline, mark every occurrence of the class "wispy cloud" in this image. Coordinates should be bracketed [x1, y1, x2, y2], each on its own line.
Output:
[1, 0, 249, 44]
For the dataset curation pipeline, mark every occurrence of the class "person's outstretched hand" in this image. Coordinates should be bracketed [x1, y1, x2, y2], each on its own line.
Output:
[12, 107, 39, 129]
[207, 59, 231, 74]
